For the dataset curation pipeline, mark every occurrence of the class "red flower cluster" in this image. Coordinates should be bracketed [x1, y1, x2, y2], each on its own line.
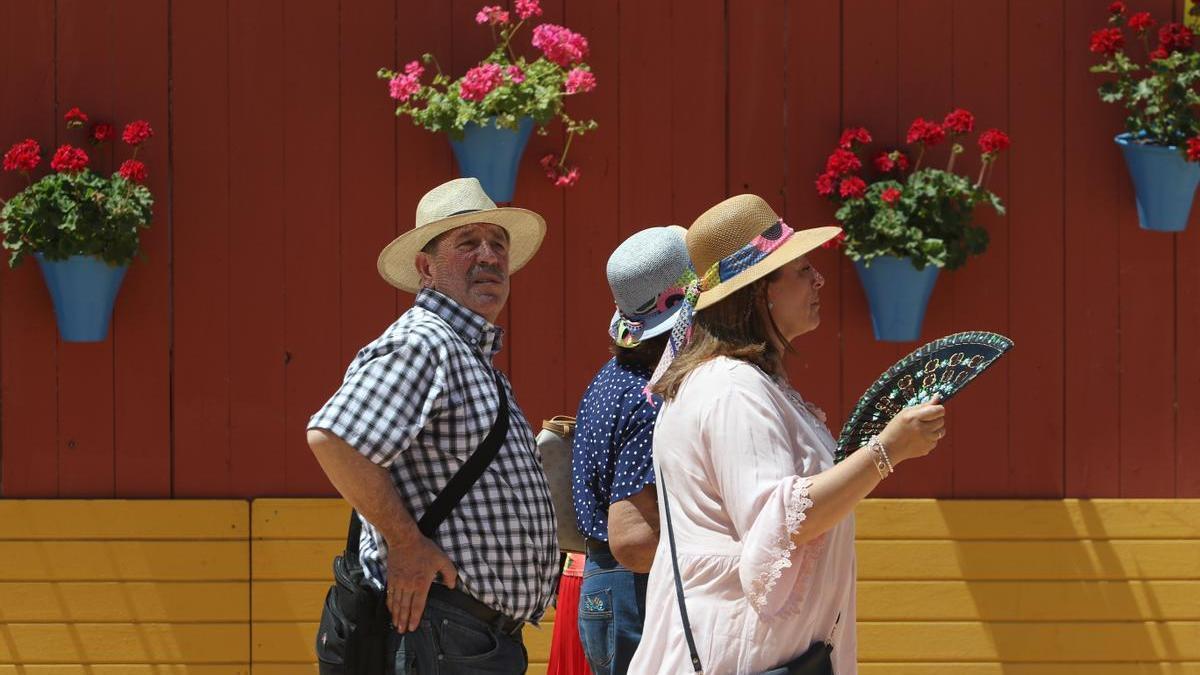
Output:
[815, 172, 836, 197]
[91, 123, 115, 143]
[1127, 12, 1155, 34]
[906, 117, 946, 146]
[1109, 1, 1127, 15]
[118, 159, 148, 182]
[820, 231, 846, 249]
[540, 153, 580, 188]
[825, 148, 861, 175]
[880, 187, 902, 206]
[64, 107, 89, 128]
[873, 150, 909, 173]
[532, 23, 589, 67]
[2, 139, 41, 172]
[978, 129, 1011, 155]
[1089, 27, 1125, 55]
[49, 144, 89, 173]
[122, 120, 153, 146]
[839, 176, 867, 199]
[943, 108, 975, 134]
[515, 0, 542, 20]
[1158, 22, 1193, 51]
[1187, 137, 1200, 162]
[475, 5, 510, 25]
[839, 127, 872, 149]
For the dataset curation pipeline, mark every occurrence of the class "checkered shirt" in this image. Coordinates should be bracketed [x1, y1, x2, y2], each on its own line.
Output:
[308, 289, 559, 623]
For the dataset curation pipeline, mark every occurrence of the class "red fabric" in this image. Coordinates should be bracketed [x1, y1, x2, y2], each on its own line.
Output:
[547, 572, 590, 675]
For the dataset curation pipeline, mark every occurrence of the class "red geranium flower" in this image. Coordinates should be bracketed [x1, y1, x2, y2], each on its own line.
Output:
[1158, 22, 1193, 51]
[978, 129, 1011, 155]
[1127, 12, 1155, 34]
[906, 118, 946, 146]
[825, 148, 862, 176]
[838, 127, 872, 150]
[554, 166, 581, 188]
[118, 159, 148, 182]
[894, 152, 910, 171]
[91, 123, 115, 143]
[1150, 46, 1170, 59]
[820, 231, 846, 250]
[838, 176, 867, 199]
[2, 139, 41, 172]
[1109, 1, 1126, 14]
[64, 107, 89, 128]
[943, 108, 976, 134]
[122, 120, 154, 146]
[1089, 27, 1125, 55]
[49, 144, 89, 173]
[1187, 137, 1200, 162]
[873, 152, 895, 173]
[881, 187, 902, 206]
[815, 171, 837, 197]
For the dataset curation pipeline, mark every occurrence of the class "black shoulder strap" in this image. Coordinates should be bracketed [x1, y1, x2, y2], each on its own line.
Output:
[659, 470, 705, 674]
[418, 369, 509, 537]
[346, 369, 509, 555]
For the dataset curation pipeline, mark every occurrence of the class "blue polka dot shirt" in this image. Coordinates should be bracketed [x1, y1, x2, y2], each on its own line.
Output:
[571, 357, 660, 542]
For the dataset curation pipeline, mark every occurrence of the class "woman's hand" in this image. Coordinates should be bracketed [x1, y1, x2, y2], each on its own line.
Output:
[877, 394, 946, 465]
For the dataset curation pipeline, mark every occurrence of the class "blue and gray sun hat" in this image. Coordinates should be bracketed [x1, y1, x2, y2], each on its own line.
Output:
[606, 225, 692, 347]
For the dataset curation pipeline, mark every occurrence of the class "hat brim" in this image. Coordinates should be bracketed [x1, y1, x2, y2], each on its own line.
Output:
[377, 207, 547, 293]
[695, 226, 842, 311]
[608, 302, 686, 344]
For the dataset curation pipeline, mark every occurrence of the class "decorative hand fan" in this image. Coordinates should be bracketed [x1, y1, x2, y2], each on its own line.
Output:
[835, 331, 1014, 461]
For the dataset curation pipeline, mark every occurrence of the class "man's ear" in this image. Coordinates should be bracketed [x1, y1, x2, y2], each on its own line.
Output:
[414, 252, 435, 288]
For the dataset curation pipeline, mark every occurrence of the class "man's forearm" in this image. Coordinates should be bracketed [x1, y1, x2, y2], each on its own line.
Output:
[307, 429, 421, 547]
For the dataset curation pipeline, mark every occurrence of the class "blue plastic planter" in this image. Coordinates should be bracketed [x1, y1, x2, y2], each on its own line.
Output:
[1115, 132, 1200, 232]
[854, 255, 940, 342]
[449, 116, 534, 203]
[35, 254, 128, 342]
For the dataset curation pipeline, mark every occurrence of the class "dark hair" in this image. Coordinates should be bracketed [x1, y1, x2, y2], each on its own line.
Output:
[650, 271, 791, 400]
[610, 332, 670, 371]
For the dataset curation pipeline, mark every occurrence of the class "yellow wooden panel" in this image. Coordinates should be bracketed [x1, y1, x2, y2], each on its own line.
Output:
[0, 623, 248, 664]
[854, 499, 1200, 540]
[0, 582, 248, 622]
[0, 542, 248, 581]
[251, 666, 317, 675]
[0, 501, 248, 540]
[527, 664, 548, 675]
[858, 580, 1200, 621]
[252, 621, 554, 664]
[251, 540, 341, 581]
[858, 621, 1200, 661]
[0, 662, 248, 667]
[859, 665, 1200, 675]
[857, 540, 1200, 580]
[252, 499, 348, 540]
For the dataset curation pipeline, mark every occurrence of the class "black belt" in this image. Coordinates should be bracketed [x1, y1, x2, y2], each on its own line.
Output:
[585, 537, 611, 557]
[426, 583, 524, 636]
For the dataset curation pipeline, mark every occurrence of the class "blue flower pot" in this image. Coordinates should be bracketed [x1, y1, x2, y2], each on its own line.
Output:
[35, 254, 128, 342]
[449, 116, 534, 203]
[854, 255, 940, 342]
[1115, 132, 1200, 232]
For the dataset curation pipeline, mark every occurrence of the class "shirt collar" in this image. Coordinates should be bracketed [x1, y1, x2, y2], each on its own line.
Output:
[416, 288, 504, 358]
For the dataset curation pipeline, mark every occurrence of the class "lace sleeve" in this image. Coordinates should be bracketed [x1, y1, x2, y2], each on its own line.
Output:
[740, 474, 827, 617]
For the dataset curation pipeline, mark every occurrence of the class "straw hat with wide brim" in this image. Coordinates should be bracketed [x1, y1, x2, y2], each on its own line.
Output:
[688, 194, 841, 311]
[377, 177, 547, 293]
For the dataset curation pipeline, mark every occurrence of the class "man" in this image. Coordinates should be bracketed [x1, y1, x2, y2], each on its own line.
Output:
[572, 226, 689, 674]
[307, 177, 559, 673]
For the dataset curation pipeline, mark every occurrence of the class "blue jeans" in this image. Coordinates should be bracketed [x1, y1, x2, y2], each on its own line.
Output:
[577, 546, 648, 675]
[390, 595, 527, 674]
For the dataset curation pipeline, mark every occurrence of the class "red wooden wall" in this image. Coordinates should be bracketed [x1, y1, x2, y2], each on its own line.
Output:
[1, 0, 1197, 499]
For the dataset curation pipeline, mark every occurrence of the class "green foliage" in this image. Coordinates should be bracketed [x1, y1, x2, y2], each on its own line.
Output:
[835, 169, 1001, 271]
[0, 170, 153, 268]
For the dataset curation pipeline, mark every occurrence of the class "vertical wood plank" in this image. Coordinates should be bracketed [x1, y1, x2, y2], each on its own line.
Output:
[282, 0, 341, 495]
[1177, 0, 1200, 498]
[1063, 0, 1122, 496]
[727, 0, 786, 208]
[55, 0, 116, 497]
[0, 0, 59, 496]
[948, 0, 1012, 497]
[228, 0, 286, 496]
[1008, 0, 1066, 497]
[111, 0, 171, 496]
[785, 0, 843, 427]
[671, 0, 726, 226]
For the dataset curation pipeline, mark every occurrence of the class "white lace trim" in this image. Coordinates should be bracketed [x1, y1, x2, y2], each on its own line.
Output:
[747, 476, 815, 612]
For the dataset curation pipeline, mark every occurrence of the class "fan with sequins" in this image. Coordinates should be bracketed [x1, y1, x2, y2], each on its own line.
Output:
[835, 331, 1014, 462]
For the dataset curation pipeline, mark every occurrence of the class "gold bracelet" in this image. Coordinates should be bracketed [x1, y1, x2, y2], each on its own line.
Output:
[868, 435, 893, 479]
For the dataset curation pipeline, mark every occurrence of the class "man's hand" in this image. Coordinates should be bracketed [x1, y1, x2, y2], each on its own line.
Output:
[385, 534, 459, 633]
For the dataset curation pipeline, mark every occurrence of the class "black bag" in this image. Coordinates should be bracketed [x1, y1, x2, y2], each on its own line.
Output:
[660, 470, 835, 675]
[316, 370, 510, 674]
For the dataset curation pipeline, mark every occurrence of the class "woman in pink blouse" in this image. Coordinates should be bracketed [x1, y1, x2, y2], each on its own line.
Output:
[629, 195, 946, 674]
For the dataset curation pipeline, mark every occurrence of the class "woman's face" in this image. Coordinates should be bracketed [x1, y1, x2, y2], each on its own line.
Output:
[764, 255, 825, 341]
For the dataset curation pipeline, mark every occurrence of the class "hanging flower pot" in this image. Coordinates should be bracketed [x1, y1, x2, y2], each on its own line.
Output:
[449, 116, 534, 203]
[35, 254, 128, 342]
[855, 256, 940, 342]
[1115, 133, 1200, 232]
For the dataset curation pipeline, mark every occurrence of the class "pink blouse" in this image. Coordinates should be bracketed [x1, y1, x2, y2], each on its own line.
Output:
[628, 357, 857, 674]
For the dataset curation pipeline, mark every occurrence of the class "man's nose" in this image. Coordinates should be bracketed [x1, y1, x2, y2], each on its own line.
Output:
[813, 269, 825, 289]
[474, 241, 502, 264]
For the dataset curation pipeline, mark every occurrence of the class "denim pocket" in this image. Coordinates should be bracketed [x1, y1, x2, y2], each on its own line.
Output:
[577, 587, 615, 674]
